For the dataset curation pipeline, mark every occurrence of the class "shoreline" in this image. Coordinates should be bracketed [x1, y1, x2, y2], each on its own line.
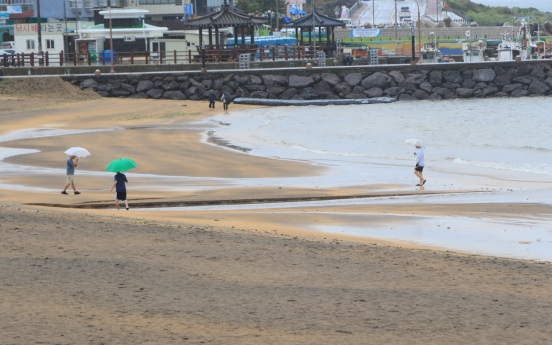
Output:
[2, 87, 552, 343]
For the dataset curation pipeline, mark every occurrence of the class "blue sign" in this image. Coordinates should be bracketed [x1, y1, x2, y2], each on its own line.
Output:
[185, 4, 193, 15]
[0, 12, 9, 18]
[515, 16, 533, 19]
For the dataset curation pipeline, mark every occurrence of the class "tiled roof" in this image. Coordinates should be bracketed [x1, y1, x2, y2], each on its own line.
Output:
[285, 8, 345, 28]
[185, 4, 267, 28]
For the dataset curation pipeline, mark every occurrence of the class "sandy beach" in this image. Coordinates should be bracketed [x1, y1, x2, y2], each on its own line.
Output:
[1, 77, 552, 344]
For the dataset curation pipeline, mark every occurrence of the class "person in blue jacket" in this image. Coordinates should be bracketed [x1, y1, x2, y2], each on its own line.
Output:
[208, 90, 216, 109]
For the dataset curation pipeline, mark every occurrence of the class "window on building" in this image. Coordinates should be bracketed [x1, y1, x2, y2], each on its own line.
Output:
[46, 39, 55, 49]
[26, 39, 35, 50]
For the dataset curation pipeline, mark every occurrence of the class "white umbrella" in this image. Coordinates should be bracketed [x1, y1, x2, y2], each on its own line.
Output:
[405, 139, 425, 147]
[64, 147, 91, 158]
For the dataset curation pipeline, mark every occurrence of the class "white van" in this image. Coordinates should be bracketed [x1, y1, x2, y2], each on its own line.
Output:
[340, 19, 355, 28]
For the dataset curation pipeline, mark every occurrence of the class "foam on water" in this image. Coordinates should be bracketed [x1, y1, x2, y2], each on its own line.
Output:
[203, 98, 552, 182]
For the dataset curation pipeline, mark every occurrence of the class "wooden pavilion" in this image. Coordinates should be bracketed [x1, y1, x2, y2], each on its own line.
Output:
[184, 0, 267, 61]
[284, 7, 345, 56]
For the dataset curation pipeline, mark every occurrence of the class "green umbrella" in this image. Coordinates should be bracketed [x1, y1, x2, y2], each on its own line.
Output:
[106, 158, 137, 172]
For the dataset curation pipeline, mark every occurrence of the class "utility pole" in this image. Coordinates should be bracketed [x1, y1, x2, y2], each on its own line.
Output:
[37, 0, 42, 54]
[63, 0, 68, 55]
[109, 7, 114, 73]
[312, 0, 315, 60]
[372, 0, 375, 27]
[395, 0, 397, 40]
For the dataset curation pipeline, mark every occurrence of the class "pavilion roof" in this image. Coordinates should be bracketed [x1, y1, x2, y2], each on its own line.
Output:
[185, 3, 267, 28]
[284, 8, 345, 28]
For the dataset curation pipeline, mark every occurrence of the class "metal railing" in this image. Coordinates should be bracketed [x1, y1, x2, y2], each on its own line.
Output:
[0, 46, 327, 68]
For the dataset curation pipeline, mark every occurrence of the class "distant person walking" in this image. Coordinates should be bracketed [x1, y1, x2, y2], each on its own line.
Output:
[109, 172, 129, 210]
[61, 155, 80, 195]
[208, 89, 216, 110]
[221, 91, 231, 112]
[414, 144, 426, 186]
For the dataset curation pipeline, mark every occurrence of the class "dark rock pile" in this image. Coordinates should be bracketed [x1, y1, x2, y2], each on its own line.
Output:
[74, 63, 552, 102]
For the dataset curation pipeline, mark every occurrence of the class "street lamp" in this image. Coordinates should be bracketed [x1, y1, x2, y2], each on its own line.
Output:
[201, 41, 206, 72]
[267, 10, 273, 29]
[275, 0, 279, 32]
[109, 7, 114, 73]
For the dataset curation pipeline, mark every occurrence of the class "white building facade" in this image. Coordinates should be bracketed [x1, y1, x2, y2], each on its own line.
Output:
[14, 23, 66, 54]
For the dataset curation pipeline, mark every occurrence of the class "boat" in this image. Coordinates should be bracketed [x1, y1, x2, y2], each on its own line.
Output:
[496, 20, 544, 61]
[462, 40, 486, 62]
[421, 34, 443, 63]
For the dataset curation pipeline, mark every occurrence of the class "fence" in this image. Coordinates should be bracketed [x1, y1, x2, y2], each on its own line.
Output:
[0, 46, 327, 68]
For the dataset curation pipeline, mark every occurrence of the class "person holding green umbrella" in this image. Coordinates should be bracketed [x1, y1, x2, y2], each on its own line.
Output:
[107, 158, 136, 210]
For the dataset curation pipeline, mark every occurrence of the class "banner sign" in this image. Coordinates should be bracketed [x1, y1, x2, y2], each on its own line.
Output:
[350, 29, 381, 38]
[15, 23, 65, 35]
[0, 12, 9, 18]
[185, 3, 193, 15]
[7, 5, 22, 14]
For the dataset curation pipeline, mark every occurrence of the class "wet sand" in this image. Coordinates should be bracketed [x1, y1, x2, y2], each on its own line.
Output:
[1, 80, 552, 344]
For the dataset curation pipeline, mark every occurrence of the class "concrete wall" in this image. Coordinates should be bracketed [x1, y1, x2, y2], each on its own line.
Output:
[335, 27, 525, 40]
[57, 60, 552, 102]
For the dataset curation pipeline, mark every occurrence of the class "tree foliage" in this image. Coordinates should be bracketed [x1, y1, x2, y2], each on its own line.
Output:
[235, 0, 287, 17]
[445, 0, 552, 26]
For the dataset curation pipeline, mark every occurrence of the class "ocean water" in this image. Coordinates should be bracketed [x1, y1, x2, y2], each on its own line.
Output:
[198, 98, 552, 260]
[206, 98, 552, 185]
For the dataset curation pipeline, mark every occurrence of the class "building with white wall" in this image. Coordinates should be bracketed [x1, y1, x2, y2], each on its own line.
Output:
[14, 22, 66, 54]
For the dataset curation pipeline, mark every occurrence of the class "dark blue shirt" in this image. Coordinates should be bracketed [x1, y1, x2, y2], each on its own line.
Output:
[114, 173, 128, 192]
[66, 158, 74, 175]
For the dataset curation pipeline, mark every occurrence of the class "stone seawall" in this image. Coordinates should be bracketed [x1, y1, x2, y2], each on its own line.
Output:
[64, 61, 552, 102]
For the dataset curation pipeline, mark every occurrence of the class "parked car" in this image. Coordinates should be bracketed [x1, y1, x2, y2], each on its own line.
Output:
[0, 49, 15, 65]
[0, 41, 15, 49]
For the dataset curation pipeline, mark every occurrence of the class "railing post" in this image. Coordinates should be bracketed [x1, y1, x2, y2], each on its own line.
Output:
[160, 50, 163, 64]
[174, 50, 177, 63]
[310, 45, 314, 59]
[130, 51, 134, 65]
[87, 51, 90, 66]
[260, 48, 263, 62]
[188, 50, 191, 63]
[16, 53, 21, 67]
[30, 52, 34, 67]
[146, 51, 149, 65]
[73, 52, 77, 66]
[102, 51, 106, 66]
[115, 51, 119, 65]
[60, 51, 64, 66]
[45, 51, 49, 66]
[284, 45, 288, 60]
[272, 47, 275, 61]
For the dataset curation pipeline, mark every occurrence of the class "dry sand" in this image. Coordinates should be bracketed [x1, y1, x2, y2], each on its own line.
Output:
[1, 78, 551, 344]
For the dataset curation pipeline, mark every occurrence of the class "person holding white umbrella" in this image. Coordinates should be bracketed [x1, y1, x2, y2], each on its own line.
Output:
[61, 147, 90, 195]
